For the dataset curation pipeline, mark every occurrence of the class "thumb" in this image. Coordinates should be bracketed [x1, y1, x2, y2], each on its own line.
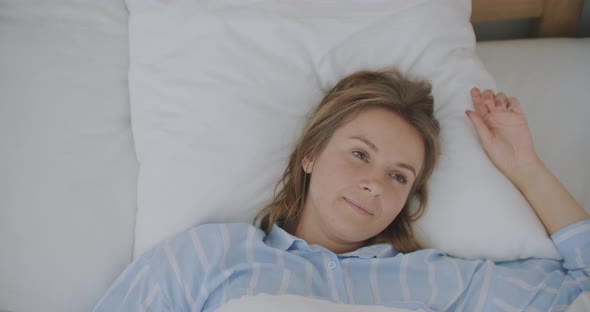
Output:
[465, 110, 493, 144]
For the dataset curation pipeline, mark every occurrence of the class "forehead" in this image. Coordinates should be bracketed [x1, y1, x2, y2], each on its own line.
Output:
[335, 108, 424, 165]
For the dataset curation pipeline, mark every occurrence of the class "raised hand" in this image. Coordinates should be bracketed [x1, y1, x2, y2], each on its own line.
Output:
[465, 87, 540, 182]
[466, 87, 589, 234]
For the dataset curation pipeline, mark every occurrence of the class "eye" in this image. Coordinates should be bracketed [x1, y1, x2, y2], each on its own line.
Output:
[391, 173, 408, 185]
[352, 150, 369, 162]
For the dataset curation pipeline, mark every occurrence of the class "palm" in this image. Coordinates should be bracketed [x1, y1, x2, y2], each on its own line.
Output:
[466, 88, 539, 179]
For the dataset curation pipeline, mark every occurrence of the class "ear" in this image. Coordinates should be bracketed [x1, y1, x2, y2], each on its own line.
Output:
[302, 155, 314, 174]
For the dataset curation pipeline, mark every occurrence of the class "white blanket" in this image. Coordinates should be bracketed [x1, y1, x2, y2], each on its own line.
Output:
[217, 294, 424, 312]
[216, 292, 590, 312]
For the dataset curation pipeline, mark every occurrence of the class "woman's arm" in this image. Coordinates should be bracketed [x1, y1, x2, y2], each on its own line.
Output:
[93, 251, 174, 311]
[93, 224, 226, 311]
[509, 161, 589, 235]
[465, 88, 589, 235]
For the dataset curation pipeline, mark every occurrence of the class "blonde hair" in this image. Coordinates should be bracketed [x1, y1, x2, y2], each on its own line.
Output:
[255, 68, 440, 253]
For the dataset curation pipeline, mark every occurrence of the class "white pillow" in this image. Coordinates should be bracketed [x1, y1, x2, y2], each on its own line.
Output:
[127, 0, 559, 261]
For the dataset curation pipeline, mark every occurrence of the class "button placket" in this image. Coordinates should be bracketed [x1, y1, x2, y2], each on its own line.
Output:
[328, 260, 336, 270]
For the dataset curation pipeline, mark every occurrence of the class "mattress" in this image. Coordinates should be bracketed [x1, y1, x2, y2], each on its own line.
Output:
[0, 1, 137, 312]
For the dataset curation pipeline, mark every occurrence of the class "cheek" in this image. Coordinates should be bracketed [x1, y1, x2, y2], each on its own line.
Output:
[314, 154, 358, 187]
[383, 188, 410, 218]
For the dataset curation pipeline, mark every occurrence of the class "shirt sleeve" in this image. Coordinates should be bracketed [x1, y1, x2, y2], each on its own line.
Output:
[550, 218, 590, 287]
[92, 223, 231, 312]
[92, 248, 174, 312]
[479, 218, 590, 311]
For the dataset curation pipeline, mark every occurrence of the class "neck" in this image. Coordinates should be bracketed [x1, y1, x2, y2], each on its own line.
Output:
[293, 214, 364, 254]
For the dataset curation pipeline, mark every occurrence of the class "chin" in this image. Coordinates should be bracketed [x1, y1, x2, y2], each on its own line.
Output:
[333, 225, 375, 245]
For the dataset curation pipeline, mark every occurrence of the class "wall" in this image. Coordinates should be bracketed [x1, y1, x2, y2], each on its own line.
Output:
[474, 0, 590, 41]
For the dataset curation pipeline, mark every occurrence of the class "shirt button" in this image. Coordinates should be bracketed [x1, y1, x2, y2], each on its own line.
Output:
[327, 261, 336, 270]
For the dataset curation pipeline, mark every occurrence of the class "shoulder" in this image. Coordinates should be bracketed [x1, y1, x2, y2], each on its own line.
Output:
[166, 222, 267, 254]
[190, 222, 266, 241]
[395, 247, 457, 263]
[136, 223, 264, 260]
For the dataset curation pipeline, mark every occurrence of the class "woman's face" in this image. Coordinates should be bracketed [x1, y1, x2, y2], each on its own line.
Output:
[296, 108, 424, 253]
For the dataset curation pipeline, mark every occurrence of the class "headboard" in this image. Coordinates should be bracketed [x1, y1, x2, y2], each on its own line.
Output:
[471, 0, 584, 37]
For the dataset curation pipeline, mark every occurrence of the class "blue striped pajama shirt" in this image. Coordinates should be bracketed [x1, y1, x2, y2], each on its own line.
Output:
[94, 219, 590, 311]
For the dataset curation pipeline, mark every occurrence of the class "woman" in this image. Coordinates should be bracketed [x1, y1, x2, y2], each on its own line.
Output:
[94, 69, 589, 311]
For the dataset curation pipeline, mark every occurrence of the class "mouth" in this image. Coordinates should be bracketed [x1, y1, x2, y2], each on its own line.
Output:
[343, 197, 374, 216]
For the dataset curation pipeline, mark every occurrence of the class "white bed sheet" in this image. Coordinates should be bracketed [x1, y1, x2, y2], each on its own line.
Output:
[0, 1, 136, 312]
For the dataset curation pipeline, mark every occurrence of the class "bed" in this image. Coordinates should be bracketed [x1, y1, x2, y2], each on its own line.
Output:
[0, 0, 588, 311]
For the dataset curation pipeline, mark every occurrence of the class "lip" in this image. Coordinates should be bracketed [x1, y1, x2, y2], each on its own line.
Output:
[343, 197, 374, 216]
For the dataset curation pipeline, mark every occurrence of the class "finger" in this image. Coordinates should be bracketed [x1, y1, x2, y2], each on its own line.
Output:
[481, 89, 495, 113]
[465, 110, 493, 145]
[470, 87, 487, 116]
[507, 97, 523, 113]
[495, 92, 508, 109]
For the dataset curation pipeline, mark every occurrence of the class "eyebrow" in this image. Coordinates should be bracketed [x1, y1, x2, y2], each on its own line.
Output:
[351, 136, 379, 152]
[350, 135, 417, 178]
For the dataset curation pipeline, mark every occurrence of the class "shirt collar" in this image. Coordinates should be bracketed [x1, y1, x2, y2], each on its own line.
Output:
[264, 224, 396, 258]
[264, 224, 308, 251]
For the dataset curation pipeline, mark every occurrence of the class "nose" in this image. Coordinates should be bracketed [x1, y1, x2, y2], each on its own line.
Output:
[359, 174, 384, 197]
